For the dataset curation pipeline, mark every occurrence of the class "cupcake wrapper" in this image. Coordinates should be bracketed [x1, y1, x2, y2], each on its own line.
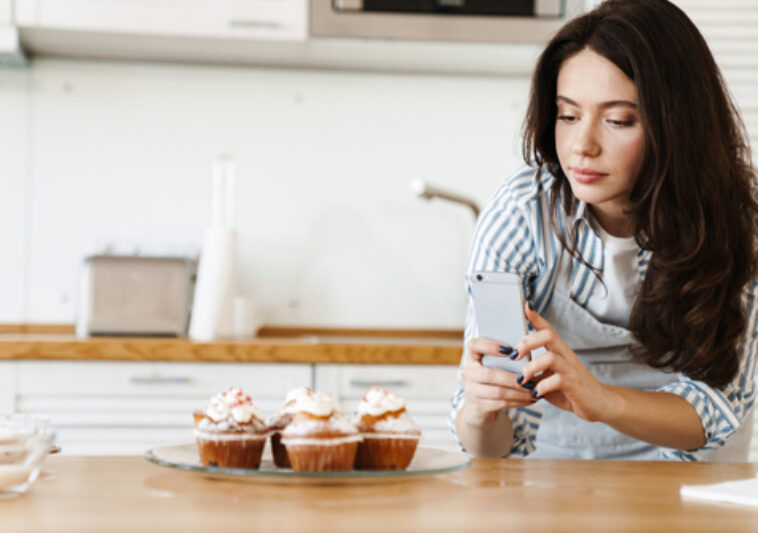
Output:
[196, 437, 266, 469]
[354, 436, 419, 471]
[270, 432, 291, 468]
[284, 441, 359, 472]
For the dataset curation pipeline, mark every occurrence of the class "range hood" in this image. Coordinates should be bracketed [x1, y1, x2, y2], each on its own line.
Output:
[312, 0, 585, 44]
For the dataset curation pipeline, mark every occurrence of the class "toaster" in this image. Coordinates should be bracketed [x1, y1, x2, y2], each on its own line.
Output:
[76, 255, 196, 337]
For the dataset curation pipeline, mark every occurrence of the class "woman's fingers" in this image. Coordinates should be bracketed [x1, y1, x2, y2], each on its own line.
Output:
[467, 398, 536, 415]
[524, 302, 552, 331]
[462, 364, 527, 389]
[519, 351, 565, 385]
[465, 380, 536, 403]
[531, 373, 563, 400]
[467, 337, 515, 365]
[515, 304, 573, 360]
[513, 329, 554, 360]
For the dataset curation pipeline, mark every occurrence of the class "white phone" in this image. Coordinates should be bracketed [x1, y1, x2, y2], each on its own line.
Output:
[471, 271, 530, 374]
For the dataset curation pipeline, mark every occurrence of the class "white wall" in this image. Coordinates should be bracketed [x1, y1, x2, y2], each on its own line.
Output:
[0, 58, 530, 328]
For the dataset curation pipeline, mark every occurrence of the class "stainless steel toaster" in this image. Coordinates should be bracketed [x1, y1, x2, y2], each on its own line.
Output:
[76, 255, 196, 337]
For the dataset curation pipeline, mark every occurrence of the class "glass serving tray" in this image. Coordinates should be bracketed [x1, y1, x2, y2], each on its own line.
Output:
[145, 443, 471, 482]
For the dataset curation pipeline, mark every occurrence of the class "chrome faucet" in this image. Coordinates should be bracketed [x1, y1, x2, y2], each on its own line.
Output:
[410, 179, 480, 219]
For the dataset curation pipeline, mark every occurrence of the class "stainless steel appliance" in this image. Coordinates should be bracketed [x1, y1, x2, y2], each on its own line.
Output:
[311, 0, 584, 43]
[76, 255, 196, 337]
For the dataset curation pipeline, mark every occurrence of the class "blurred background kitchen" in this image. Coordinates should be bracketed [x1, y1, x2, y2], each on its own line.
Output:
[0, 1, 755, 458]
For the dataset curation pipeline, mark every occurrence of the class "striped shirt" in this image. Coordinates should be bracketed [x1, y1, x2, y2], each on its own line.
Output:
[449, 164, 758, 461]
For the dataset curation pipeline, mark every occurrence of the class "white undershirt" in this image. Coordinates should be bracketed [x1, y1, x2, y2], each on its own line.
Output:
[584, 221, 640, 328]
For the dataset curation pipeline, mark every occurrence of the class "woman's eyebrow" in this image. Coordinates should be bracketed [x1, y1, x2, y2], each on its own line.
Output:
[556, 95, 638, 109]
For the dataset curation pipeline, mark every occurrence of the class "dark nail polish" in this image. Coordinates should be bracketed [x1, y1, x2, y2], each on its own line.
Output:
[531, 388, 539, 399]
[516, 374, 524, 385]
[522, 381, 535, 390]
[509, 349, 519, 361]
[498, 345, 513, 355]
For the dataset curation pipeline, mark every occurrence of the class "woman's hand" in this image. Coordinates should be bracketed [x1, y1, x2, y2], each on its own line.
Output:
[459, 337, 537, 428]
[514, 303, 614, 422]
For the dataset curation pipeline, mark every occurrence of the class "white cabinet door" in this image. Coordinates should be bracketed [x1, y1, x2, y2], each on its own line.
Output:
[15, 361, 312, 455]
[14, 0, 308, 41]
[315, 364, 460, 451]
[0, 0, 11, 24]
[0, 361, 17, 413]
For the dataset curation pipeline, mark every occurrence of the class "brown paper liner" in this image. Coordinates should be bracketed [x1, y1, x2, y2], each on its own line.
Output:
[195, 437, 266, 469]
[354, 436, 419, 471]
[270, 432, 291, 468]
[283, 440, 359, 472]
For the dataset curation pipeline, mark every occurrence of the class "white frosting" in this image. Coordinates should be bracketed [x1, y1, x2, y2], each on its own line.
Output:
[283, 387, 317, 414]
[194, 429, 269, 442]
[356, 386, 406, 417]
[361, 433, 420, 440]
[280, 435, 362, 446]
[204, 387, 264, 424]
[291, 391, 341, 417]
[351, 409, 421, 435]
[281, 416, 359, 438]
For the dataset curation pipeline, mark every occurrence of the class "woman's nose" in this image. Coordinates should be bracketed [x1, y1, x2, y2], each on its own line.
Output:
[572, 122, 601, 158]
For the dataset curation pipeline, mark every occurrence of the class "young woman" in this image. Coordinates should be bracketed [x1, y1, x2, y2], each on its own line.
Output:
[451, 0, 758, 461]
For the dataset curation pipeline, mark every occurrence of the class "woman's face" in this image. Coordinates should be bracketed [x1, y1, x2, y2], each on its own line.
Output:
[554, 48, 645, 234]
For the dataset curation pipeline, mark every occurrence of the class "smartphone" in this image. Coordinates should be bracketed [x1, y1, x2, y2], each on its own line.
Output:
[471, 271, 530, 374]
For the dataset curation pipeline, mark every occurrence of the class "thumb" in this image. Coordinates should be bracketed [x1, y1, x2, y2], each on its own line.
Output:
[524, 301, 552, 332]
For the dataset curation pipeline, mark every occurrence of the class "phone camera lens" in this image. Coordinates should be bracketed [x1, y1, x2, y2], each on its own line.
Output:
[476, 274, 483, 281]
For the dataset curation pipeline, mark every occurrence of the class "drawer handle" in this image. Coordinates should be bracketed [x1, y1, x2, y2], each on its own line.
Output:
[228, 19, 282, 30]
[129, 376, 192, 385]
[349, 380, 408, 388]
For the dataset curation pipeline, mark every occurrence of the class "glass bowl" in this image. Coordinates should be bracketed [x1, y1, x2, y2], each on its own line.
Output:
[0, 415, 54, 499]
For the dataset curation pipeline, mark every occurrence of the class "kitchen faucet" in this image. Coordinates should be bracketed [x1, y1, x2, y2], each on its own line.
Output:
[410, 179, 480, 219]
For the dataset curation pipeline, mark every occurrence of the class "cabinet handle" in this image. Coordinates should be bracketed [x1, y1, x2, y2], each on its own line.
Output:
[129, 376, 192, 385]
[228, 19, 282, 30]
[349, 380, 408, 388]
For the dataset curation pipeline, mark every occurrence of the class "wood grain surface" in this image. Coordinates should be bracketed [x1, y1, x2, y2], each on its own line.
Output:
[4, 456, 757, 532]
[0, 327, 463, 365]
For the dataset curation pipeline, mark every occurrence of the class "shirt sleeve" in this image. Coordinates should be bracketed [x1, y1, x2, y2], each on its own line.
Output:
[448, 165, 544, 456]
[656, 277, 758, 461]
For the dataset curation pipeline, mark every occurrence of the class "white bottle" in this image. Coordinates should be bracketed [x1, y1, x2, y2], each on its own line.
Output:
[188, 154, 238, 341]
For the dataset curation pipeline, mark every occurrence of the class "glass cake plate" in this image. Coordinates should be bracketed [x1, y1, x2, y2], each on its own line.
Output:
[145, 443, 471, 482]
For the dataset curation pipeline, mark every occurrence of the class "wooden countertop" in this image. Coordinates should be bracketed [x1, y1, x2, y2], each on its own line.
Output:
[5, 456, 757, 532]
[0, 326, 463, 365]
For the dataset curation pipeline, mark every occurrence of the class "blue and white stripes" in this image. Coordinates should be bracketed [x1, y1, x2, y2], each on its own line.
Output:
[449, 164, 758, 460]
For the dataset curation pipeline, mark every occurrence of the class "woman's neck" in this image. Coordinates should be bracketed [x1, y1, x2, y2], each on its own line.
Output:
[589, 206, 635, 238]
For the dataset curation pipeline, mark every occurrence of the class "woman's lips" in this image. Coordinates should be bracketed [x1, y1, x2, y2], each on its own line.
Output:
[571, 167, 609, 184]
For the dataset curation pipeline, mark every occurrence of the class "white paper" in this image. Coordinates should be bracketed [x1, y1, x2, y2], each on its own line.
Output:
[680, 474, 758, 508]
[188, 227, 237, 341]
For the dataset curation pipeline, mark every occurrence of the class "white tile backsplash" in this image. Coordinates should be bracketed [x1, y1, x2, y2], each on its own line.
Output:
[0, 58, 530, 327]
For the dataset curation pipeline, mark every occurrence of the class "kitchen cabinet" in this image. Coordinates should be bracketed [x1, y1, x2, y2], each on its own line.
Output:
[8, 358, 751, 459]
[0, 361, 15, 413]
[0, 0, 10, 24]
[11, 360, 312, 455]
[6, 0, 543, 75]
[315, 364, 460, 451]
[3, 360, 461, 455]
[14, 0, 308, 42]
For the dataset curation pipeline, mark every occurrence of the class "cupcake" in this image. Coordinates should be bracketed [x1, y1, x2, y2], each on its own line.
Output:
[351, 386, 421, 470]
[280, 391, 361, 472]
[193, 387, 269, 469]
[265, 386, 314, 468]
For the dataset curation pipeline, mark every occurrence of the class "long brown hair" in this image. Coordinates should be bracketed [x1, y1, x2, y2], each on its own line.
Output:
[522, 0, 758, 387]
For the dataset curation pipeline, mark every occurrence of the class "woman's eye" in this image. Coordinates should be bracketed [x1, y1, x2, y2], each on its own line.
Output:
[557, 115, 577, 123]
[607, 119, 634, 127]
